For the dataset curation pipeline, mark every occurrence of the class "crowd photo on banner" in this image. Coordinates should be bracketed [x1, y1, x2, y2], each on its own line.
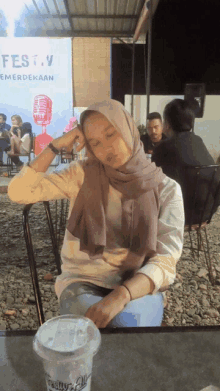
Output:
[0, 37, 73, 168]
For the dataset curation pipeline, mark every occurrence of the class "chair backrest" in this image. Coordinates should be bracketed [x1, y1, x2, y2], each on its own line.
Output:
[21, 132, 35, 154]
[22, 201, 62, 325]
[31, 133, 36, 152]
[182, 164, 220, 227]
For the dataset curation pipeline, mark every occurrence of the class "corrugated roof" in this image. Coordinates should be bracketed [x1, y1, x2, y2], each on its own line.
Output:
[0, 0, 159, 42]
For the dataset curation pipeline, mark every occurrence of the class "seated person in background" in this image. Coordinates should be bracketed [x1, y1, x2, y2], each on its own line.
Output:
[8, 99, 184, 328]
[0, 113, 10, 132]
[9, 114, 23, 137]
[140, 112, 167, 155]
[8, 116, 32, 168]
[152, 99, 219, 225]
[0, 113, 11, 165]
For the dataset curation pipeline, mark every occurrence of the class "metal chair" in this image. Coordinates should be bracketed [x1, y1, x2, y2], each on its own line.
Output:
[23, 201, 62, 325]
[182, 165, 220, 285]
[60, 149, 78, 164]
[53, 198, 70, 251]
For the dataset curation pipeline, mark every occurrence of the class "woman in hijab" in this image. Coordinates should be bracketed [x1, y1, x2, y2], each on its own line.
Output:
[8, 99, 184, 328]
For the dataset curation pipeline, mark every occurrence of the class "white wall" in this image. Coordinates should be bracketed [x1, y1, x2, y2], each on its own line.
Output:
[125, 95, 220, 162]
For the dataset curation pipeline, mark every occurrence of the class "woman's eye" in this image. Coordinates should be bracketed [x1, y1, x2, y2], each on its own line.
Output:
[106, 131, 116, 139]
[91, 141, 100, 148]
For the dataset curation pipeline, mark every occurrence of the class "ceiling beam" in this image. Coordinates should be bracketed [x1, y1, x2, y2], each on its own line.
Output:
[42, 30, 133, 37]
[63, 0, 74, 31]
[29, 14, 138, 20]
[133, 1, 149, 42]
[113, 37, 133, 50]
[133, 0, 160, 42]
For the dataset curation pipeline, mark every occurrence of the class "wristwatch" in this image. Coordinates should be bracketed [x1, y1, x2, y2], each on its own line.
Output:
[48, 142, 60, 155]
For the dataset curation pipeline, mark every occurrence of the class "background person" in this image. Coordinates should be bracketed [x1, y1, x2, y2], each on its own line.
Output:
[0, 113, 10, 132]
[9, 114, 23, 138]
[152, 99, 220, 224]
[140, 112, 167, 155]
[8, 116, 32, 169]
[0, 113, 11, 165]
[8, 99, 184, 328]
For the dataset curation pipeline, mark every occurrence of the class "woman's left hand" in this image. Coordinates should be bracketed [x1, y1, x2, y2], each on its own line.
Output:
[85, 286, 130, 328]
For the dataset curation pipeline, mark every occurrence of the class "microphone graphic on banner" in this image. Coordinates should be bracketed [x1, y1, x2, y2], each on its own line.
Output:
[63, 117, 78, 133]
[33, 94, 53, 155]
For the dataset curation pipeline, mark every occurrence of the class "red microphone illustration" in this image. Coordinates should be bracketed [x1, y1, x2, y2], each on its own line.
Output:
[33, 94, 53, 155]
[63, 117, 78, 133]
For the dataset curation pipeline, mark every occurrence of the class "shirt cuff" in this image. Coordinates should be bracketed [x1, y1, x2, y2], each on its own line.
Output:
[135, 263, 164, 294]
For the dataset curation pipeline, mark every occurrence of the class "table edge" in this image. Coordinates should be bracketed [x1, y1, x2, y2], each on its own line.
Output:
[1, 325, 220, 337]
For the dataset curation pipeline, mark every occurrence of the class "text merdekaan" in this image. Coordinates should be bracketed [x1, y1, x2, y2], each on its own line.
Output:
[0, 74, 54, 81]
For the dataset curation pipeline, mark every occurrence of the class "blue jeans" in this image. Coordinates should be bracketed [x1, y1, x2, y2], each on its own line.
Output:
[59, 282, 164, 327]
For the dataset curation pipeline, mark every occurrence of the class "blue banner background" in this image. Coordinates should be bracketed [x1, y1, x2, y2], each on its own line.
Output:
[0, 37, 73, 139]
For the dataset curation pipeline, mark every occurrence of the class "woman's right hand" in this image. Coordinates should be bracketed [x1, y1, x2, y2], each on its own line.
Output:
[10, 125, 18, 131]
[10, 125, 18, 136]
[53, 125, 86, 153]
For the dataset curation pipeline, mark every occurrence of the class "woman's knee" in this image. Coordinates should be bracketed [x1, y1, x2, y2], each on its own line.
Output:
[109, 293, 164, 328]
[59, 290, 104, 317]
[60, 293, 86, 316]
[59, 286, 164, 328]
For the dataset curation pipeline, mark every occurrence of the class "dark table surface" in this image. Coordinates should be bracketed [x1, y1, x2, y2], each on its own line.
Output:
[1, 326, 220, 391]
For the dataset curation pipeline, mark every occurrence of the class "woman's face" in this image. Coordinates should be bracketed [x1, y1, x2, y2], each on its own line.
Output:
[11, 117, 20, 126]
[83, 112, 132, 168]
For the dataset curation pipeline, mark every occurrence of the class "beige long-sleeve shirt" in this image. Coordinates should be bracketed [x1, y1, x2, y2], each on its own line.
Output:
[8, 161, 185, 301]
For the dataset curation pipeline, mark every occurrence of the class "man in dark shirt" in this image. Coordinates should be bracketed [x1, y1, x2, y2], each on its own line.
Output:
[152, 99, 219, 224]
[140, 112, 167, 155]
[0, 113, 11, 165]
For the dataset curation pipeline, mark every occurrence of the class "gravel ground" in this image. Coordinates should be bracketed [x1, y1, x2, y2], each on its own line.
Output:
[0, 195, 61, 331]
[0, 193, 220, 331]
[163, 207, 220, 327]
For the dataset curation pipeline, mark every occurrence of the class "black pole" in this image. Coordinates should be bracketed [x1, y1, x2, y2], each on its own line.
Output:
[146, 0, 152, 118]
[131, 42, 135, 117]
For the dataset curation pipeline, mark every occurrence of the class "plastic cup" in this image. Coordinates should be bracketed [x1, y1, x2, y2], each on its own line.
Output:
[33, 315, 101, 391]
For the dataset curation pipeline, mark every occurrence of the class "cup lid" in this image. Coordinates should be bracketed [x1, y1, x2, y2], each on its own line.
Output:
[33, 315, 101, 362]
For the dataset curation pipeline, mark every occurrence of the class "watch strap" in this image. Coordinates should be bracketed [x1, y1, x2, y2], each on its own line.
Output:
[48, 142, 60, 155]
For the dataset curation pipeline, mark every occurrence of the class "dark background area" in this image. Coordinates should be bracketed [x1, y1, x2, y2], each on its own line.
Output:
[112, 0, 220, 103]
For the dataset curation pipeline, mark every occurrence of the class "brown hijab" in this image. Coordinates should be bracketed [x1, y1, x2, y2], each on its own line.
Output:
[67, 99, 166, 259]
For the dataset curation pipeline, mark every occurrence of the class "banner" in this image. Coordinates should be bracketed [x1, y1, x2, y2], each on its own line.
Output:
[0, 37, 73, 153]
